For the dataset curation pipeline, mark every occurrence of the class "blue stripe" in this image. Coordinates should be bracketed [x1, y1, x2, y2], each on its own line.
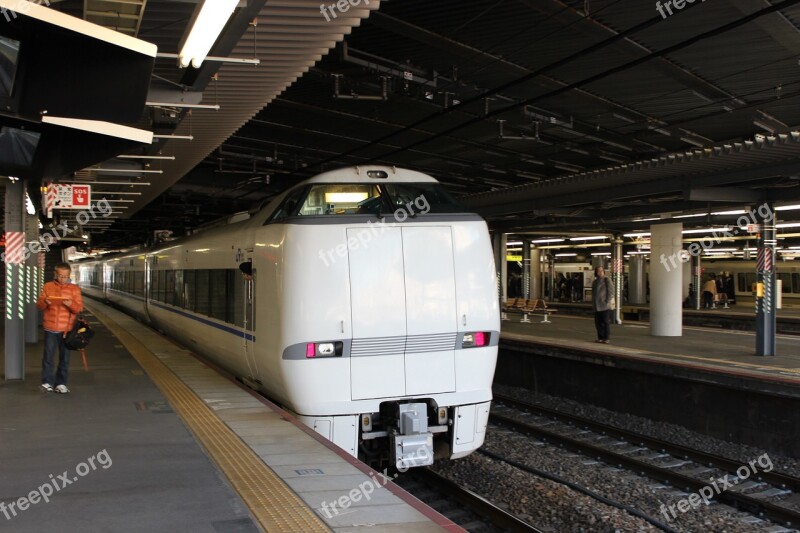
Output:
[106, 289, 255, 341]
[149, 301, 256, 342]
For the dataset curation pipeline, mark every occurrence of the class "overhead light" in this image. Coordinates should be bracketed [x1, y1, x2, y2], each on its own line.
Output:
[776, 205, 800, 211]
[624, 232, 651, 238]
[591, 252, 611, 256]
[506, 241, 523, 246]
[117, 155, 176, 160]
[555, 253, 577, 257]
[569, 236, 607, 241]
[682, 227, 732, 234]
[680, 136, 705, 148]
[777, 222, 800, 229]
[178, 0, 239, 69]
[710, 210, 745, 216]
[325, 192, 368, 203]
[753, 120, 776, 133]
[531, 238, 564, 244]
[633, 217, 660, 222]
[673, 213, 707, 219]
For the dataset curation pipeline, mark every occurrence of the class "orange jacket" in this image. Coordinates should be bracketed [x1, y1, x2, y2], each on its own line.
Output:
[36, 281, 83, 332]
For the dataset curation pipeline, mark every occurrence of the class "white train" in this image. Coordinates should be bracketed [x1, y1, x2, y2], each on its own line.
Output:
[536, 260, 800, 303]
[76, 167, 500, 468]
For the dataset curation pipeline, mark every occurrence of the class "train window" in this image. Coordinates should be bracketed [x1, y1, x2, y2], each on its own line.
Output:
[194, 270, 211, 316]
[382, 183, 469, 214]
[164, 270, 176, 305]
[209, 269, 232, 322]
[267, 186, 309, 222]
[297, 184, 387, 215]
[134, 271, 145, 297]
[184, 270, 196, 311]
[778, 273, 791, 293]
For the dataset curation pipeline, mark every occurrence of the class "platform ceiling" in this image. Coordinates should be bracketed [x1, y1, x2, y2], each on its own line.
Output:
[33, 0, 800, 253]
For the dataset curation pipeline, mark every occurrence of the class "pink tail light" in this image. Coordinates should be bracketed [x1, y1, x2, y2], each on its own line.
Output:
[306, 343, 316, 358]
[475, 332, 487, 347]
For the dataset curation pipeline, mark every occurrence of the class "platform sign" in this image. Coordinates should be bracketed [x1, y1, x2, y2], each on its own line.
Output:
[49, 184, 91, 209]
[747, 224, 761, 233]
[506, 254, 522, 261]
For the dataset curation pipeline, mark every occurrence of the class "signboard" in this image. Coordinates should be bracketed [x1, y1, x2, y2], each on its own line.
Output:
[506, 254, 522, 261]
[48, 183, 91, 209]
[747, 224, 761, 233]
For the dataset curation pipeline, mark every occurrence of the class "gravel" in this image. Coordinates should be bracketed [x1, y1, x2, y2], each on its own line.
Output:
[427, 386, 799, 532]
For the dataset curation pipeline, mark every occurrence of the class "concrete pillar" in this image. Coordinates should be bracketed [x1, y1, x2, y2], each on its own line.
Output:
[522, 239, 531, 300]
[650, 223, 683, 336]
[530, 246, 542, 300]
[628, 255, 647, 305]
[681, 258, 691, 301]
[611, 239, 623, 324]
[492, 233, 507, 304]
[547, 254, 555, 302]
[4, 179, 26, 380]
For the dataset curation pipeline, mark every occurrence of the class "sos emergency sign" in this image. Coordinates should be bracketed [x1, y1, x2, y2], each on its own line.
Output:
[48, 184, 91, 209]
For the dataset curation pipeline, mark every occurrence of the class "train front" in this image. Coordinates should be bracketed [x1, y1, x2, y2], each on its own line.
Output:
[261, 167, 500, 468]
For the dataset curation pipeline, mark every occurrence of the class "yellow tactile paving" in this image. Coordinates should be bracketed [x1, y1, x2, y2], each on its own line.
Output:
[89, 304, 330, 533]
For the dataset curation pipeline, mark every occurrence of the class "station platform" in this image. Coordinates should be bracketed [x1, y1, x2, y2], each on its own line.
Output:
[500, 312, 800, 389]
[0, 302, 458, 533]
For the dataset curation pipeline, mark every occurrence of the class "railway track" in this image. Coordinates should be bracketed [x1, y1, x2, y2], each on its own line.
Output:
[492, 393, 800, 530]
[394, 467, 545, 532]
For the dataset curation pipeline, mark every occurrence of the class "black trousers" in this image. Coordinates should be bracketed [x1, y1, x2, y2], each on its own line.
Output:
[594, 310, 612, 341]
[703, 291, 714, 309]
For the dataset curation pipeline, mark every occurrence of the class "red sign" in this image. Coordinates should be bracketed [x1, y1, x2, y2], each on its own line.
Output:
[72, 186, 90, 207]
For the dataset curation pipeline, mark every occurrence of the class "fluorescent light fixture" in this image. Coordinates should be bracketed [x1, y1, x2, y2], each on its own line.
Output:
[117, 155, 175, 160]
[628, 251, 649, 255]
[591, 252, 611, 256]
[710, 210, 745, 216]
[682, 227, 732, 234]
[776, 205, 800, 211]
[753, 120, 776, 133]
[702, 248, 737, 252]
[555, 253, 577, 257]
[531, 238, 564, 244]
[777, 222, 800, 228]
[506, 241, 523, 246]
[680, 136, 705, 148]
[569, 236, 607, 241]
[633, 217, 660, 222]
[178, 0, 239, 69]
[624, 232, 651, 238]
[325, 192, 369, 203]
[673, 213, 707, 219]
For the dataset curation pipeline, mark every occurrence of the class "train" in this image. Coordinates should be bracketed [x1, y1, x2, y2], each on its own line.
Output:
[511, 260, 800, 304]
[75, 166, 500, 469]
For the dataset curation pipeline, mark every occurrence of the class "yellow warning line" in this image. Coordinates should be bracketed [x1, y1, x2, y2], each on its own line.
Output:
[89, 305, 330, 533]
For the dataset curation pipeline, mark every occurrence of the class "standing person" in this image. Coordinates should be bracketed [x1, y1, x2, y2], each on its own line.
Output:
[239, 261, 253, 281]
[591, 266, 614, 343]
[702, 273, 717, 310]
[36, 262, 83, 393]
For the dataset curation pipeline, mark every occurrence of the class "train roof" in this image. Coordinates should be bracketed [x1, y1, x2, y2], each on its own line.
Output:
[299, 166, 438, 185]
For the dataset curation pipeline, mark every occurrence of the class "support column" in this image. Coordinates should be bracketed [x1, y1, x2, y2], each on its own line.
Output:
[492, 233, 507, 305]
[25, 215, 40, 344]
[4, 179, 26, 380]
[756, 203, 777, 356]
[530, 246, 542, 300]
[691, 254, 702, 311]
[612, 238, 623, 324]
[547, 254, 555, 302]
[522, 238, 531, 300]
[628, 255, 647, 305]
[650, 223, 683, 336]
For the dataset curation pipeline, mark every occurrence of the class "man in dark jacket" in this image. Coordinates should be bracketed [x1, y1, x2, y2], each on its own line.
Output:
[591, 266, 614, 343]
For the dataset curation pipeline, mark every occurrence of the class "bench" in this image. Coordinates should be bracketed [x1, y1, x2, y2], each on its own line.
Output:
[620, 306, 646, 320]
[502, 298, 558, 323]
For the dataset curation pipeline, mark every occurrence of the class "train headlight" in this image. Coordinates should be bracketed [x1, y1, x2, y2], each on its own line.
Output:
[305, 341, 344, 358]
[462, 332, 490, 348]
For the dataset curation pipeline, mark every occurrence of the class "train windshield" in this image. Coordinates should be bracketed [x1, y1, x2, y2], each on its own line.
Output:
[288, 183, 468, 217]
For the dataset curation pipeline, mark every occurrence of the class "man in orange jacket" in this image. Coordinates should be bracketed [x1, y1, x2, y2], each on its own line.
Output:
[36, 262, 83, 393]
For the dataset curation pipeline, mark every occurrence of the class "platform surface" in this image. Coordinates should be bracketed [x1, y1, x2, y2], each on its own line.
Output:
[0, 301, 458, 533]
[500, 312, 800, 386]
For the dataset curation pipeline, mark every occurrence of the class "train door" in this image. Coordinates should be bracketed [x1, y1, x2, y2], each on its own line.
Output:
[143, 256, 153, 322]
[242, 255, 258, 380]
